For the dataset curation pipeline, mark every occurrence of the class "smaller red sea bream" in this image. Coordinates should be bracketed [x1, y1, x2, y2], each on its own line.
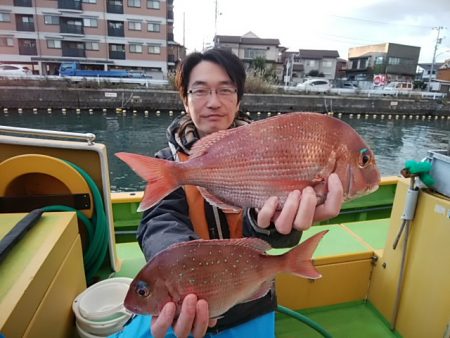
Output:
[116, 112, 380, 213]
[124, 230, 328, 317]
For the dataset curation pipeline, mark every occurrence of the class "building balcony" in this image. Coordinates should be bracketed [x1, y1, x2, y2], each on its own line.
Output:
[16, 22, 35, 32]
[60, 23, 84, 35]
[14, 0, 32, 7]
[19, 45, 37, 55]
[62, 48, 85, 57]
[109, 50, 125, 59]
[107, 2, 123, 14]
[58, 0, 82, 10]
[167, 32, 174, 41]
[108, 27, 124, 37]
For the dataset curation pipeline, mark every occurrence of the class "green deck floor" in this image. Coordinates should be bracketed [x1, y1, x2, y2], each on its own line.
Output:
[111, 220, 396, 338]
[275, 301, 401, 338]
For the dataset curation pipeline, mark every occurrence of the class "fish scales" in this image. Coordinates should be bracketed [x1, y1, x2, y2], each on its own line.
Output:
[116, 112, 380, 212]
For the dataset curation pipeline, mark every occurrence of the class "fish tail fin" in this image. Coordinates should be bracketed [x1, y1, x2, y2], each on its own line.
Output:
[115, 152, 182, 211]
[285, 230, 328, 279]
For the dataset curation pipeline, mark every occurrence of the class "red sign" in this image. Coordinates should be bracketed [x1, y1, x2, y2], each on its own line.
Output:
[373, 74, 387, 86]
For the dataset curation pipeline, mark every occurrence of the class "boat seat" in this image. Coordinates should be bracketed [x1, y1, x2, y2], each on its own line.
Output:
[276, 218, 391, 311]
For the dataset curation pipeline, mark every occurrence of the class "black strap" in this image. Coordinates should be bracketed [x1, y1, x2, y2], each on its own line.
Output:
[0, 208, 44, 263]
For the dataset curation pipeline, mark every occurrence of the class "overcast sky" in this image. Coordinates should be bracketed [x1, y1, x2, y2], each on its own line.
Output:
[173, 0, 450, 63]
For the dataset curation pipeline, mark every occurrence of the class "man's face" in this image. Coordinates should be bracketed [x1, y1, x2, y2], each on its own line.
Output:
[184, 61, 240, 137]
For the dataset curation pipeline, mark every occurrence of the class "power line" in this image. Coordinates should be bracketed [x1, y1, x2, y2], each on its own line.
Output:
[330, 14, 433, 29]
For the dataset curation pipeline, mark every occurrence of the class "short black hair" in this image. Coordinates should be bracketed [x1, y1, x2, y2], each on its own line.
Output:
[175, 48, 246, 103]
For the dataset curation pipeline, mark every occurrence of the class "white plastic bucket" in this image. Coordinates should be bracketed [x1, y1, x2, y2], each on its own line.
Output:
[72, 277, 133, 336]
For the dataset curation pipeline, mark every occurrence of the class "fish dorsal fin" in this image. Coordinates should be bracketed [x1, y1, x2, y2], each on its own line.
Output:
[230, 237, 272, 254]
[197, 187, 241, 213]
[189, 129, 236, 159]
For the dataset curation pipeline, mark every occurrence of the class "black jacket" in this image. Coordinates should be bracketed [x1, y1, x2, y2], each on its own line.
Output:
[136, 114, 302, 333]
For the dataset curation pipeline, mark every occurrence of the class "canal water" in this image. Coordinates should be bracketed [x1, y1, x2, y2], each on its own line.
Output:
[0, 109, 448, 192]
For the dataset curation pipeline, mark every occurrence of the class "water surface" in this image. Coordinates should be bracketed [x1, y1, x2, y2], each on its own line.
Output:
[0, 110, 448, 191]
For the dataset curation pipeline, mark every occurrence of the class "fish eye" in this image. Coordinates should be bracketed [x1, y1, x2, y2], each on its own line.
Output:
[135, 280, 151, 298]
[358, 148, 371, 168]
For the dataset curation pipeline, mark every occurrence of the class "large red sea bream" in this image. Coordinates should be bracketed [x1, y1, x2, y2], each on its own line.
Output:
[124, 230, 328, 317]
[116, 112, 380, 212]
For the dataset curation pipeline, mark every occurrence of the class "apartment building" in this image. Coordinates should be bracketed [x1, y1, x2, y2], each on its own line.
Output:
[347, 43, 420, 83]
[0, 0, 183, 78]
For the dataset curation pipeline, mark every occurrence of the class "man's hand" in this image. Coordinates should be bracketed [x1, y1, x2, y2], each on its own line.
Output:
[257, 173, 344, 234]
[151, 294, 217, 338]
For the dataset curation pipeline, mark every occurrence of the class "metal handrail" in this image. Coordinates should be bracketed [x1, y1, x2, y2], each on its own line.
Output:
[0, 125, 96, 145]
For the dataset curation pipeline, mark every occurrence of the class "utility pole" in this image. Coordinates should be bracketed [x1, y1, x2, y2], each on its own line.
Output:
[427, 26, 444, 91]
[214, 0, 218, 37]
[182, 12, 185, 47]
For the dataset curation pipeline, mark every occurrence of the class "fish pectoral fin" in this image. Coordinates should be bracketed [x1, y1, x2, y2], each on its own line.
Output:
[241, 280, 273, 304]
[315, 150, 337, 181]
[197, 187, 241, 213]
[312, 181, 327, 205]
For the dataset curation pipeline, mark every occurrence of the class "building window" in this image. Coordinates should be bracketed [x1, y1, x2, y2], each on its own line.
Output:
[128, 21, 142, 31]
[130, 44, 143, 53]
[305, 60, 316, 67]
[128, 0, 140, 7]
[322, 60, 332, 67]
[243, 48, 265, 59]
[359, 59, 368, 68]
[375, 56, 384, 65]
[85, 41, 99, 50]
[147, 22, 160, 32]
[0, 13, 11, 22]
[147, 0, 160, 9]
[47, 39, 62, 48]
[0, 37, 14, 47]
[44, 15, 60, 25]
[148, 45, 160, 54]
[82, 0, 96, 3]
[388, 57, 400, 65]
[110, 44, 125, 52]
[83, 18, 98, 27]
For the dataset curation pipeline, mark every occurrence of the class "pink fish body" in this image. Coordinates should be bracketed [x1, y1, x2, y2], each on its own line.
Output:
[116, 112, 380, 212]
[124, 230, 328, 317]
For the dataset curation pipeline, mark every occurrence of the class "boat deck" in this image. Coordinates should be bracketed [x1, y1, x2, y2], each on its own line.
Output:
[111, 217, 397, 337]
[276, 301, 400, 338]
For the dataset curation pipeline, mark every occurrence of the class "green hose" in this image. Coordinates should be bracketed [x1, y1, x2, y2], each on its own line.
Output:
[42, 160, 109, 284]
[277, 305, 333, 338]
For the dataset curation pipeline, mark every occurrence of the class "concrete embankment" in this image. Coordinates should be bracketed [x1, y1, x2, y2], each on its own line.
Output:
[1, 86, 449, 115]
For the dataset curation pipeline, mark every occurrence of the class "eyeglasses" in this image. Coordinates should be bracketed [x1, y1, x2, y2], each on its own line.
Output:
[187, 87, 237, 99]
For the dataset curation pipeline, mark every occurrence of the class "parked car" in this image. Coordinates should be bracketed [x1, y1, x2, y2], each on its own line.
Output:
[343, 82, 358, 89]
[295, 79, 332, 93]
[0, 64, 32, 76]
[383, 81, 413, 91]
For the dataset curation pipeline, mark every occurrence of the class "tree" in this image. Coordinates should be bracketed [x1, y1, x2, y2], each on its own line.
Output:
[249, 57, 277, 83]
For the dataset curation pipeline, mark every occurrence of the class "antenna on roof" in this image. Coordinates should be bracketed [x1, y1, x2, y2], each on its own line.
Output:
[214, 0, 218, 37]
